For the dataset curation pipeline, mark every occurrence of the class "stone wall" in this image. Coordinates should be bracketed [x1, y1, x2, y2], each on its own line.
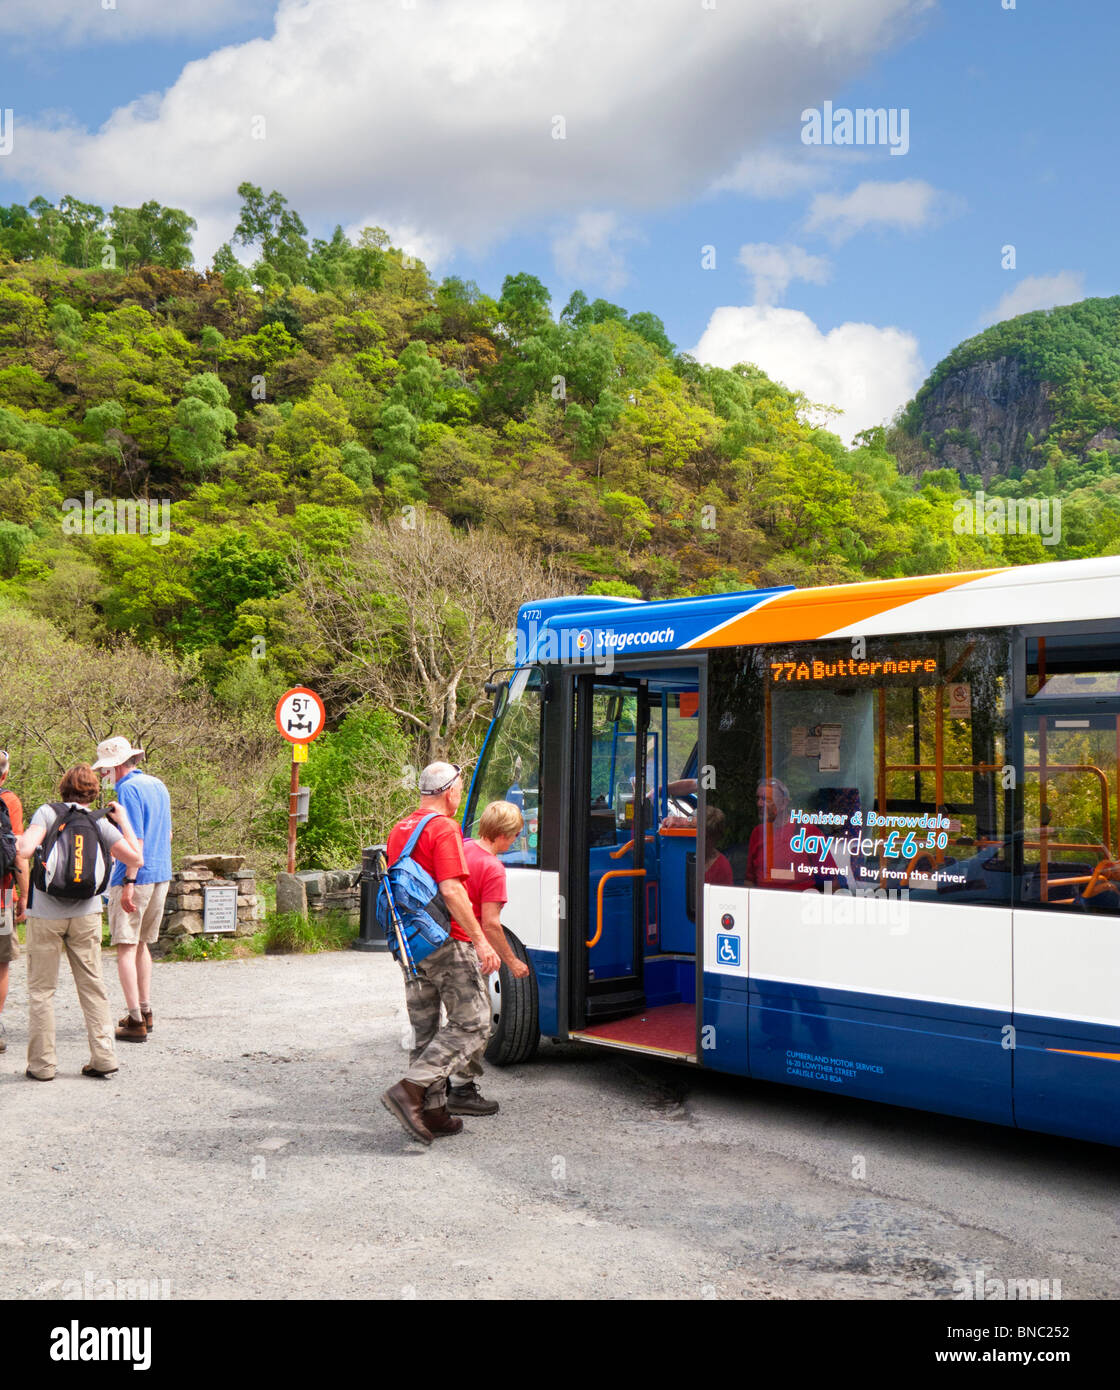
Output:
[155, 854, 263, 952]
[274, 868, 361, 924]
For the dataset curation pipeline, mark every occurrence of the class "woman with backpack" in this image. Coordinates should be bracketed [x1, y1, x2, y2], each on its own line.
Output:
[16, 764, 142, 1081]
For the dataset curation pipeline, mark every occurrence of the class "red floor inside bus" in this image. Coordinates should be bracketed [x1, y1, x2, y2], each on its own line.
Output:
[570, 1002, 696, 1059]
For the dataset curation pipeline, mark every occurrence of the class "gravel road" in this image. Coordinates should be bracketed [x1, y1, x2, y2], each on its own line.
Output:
[2, 950, 1116, 1300]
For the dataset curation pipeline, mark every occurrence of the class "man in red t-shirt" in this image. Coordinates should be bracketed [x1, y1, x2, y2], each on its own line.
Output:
[0, 750, 29, 1054]
[447, 800, 532, 1116]
[746, 778, 801, 889]
[381, 762, 501, 1147]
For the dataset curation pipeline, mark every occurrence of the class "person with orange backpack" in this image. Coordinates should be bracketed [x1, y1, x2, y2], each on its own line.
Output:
[0, 749, 29, 1055]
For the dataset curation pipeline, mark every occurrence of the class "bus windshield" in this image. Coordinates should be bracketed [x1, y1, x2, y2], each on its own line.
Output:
[464, 666, 542, 865]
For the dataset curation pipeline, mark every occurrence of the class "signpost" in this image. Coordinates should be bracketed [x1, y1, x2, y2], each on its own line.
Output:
[275, 687, 326, 872]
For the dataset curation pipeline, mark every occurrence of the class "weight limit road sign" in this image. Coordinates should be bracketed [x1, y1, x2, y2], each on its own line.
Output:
[275, 687, 326, 744]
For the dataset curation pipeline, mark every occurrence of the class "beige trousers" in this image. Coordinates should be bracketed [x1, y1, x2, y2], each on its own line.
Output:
[26, 913, 117, 1078]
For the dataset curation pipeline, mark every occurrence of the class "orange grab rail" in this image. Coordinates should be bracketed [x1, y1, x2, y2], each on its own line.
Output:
[588, 869, 646, 949]
[609, 835, 655, 860]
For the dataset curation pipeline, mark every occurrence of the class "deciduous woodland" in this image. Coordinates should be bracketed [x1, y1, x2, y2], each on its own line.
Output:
[1, 187, 1117, 869]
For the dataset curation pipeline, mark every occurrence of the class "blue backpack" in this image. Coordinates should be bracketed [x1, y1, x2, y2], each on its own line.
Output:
[376, 813, 453, 967]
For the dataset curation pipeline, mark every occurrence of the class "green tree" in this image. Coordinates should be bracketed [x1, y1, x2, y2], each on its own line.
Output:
[108, 201, 197, 270]
[169, 373, 237, 476]
[0, 519, 33, 577]
[233, 182, 310, 285]
[497, 272, 553, 342]
[58, 196, 107, 268]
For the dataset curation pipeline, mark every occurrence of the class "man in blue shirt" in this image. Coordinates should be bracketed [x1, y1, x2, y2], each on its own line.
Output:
[91, 737, 173, 1044]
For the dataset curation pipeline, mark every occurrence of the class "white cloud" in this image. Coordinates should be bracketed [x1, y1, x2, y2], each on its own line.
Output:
[2, 0, 928, 265]
[737, 243, 831, 306]
[981, 271, 1086, 326]
[710, 151, 830, 199]
[693, 305, 923, 442]
[551, 212, 642, 293]
[804, 179, 951, 243]
[0, 0, 275, 44]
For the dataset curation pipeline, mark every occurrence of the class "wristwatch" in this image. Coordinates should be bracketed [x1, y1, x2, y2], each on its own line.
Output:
[123, 876, 138, 885]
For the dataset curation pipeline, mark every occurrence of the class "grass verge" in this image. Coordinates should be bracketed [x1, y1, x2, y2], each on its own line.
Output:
[261, 909, 359, 954]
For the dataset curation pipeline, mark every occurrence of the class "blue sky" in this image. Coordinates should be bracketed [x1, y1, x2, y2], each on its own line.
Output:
[0, 0, 1112, 438]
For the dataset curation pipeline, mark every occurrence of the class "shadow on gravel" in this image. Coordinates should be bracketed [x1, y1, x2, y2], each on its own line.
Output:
[530, 1039, 1120, 1188]
[129, 1046, 453, 1159]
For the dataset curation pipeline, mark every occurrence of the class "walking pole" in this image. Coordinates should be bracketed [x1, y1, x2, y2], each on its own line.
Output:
[381, 875, 417, 980]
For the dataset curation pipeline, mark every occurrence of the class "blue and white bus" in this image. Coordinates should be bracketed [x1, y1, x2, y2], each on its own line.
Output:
[463, 555, 1120, 1147]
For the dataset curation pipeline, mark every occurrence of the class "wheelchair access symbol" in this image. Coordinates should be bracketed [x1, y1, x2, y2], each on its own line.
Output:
[716, 934, 740, 967]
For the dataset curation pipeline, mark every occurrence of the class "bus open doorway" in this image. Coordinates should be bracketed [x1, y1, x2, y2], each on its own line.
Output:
[565, 664, 704, 1062]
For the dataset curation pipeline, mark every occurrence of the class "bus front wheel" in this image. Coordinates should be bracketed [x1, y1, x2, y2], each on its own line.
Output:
[484, 930, 539, 1066]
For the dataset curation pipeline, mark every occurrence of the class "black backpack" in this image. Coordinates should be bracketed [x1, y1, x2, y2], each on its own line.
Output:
[31, 802, 112, 900]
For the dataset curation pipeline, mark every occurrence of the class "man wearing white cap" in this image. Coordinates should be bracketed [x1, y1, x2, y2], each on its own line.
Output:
[91, 736, 173, 1043]
[380, 762, 501, 1146]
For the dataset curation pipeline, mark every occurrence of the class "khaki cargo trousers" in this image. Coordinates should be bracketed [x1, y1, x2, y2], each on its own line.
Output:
[26, 913, 117, 1079]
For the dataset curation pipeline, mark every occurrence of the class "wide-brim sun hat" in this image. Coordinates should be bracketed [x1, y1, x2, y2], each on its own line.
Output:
[91, 735, 145, 771]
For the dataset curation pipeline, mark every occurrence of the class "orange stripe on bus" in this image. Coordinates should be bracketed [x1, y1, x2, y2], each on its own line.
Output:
[685, 569, 999, 648]
[1047, 1049, 1120, 1062]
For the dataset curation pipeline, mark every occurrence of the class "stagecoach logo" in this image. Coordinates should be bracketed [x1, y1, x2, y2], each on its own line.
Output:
[508, 620, 676, 669]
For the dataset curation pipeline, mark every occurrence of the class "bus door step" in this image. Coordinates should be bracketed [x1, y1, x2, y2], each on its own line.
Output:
[584, 988, 646, 1023]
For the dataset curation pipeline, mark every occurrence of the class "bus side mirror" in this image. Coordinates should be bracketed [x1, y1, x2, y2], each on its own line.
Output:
[485, 680, 509, 718]
[606, 693, 624, 725]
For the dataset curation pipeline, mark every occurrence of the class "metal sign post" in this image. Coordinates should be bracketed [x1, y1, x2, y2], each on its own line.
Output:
[275, 687, 326, 873]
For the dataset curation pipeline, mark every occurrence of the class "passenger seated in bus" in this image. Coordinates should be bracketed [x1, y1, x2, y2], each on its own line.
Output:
[746, 778, 799, 889]
[745, 778, 835, 890]
[659, 801, 735, 881]
[704, 806, 734, 886]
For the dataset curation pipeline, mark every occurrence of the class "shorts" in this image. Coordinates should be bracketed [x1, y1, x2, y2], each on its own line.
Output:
[108, 882, 170, 947]
[0, 898, 18, 963]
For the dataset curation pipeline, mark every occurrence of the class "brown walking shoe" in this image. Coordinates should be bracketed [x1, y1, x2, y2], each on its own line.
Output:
[81, 1064, 118, 1079]
[141, 1009, 153, 1033]
[115, 1015, 148, 1043]
[447, 1082, 499, 1116]
[380, 1079, 434, 1145]
[422, 1105, 464, 1137]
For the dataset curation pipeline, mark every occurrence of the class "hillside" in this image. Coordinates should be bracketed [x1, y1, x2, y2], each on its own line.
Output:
[2, 187, 1119, 869]
[896, 296, 1120, 482]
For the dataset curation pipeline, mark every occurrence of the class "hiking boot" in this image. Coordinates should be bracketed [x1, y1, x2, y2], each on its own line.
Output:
[380, 1079, 433, 1146]
[422, 1105, 464, 1137]
[141, 1008, 153, 1034]
[447, 1082, 499, 1116]
[115, 1015, 148, 1043]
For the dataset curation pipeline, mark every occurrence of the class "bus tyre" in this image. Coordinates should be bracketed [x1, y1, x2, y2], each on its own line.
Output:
[484, 931, 539, 1066]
